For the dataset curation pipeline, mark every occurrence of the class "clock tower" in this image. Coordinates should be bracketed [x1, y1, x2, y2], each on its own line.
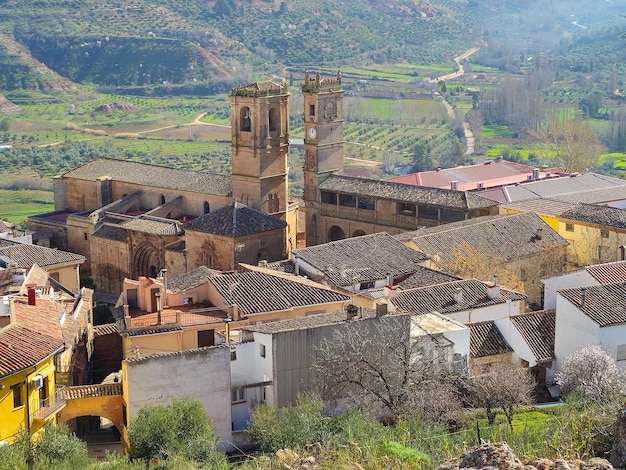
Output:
[230, 79, 290, 222]
[302, 70, 344, 246]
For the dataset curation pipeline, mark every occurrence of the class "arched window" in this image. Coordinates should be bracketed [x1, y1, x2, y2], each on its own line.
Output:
[203, 201, 210, 214]
[268, 108, 277, 132]
[160, 195, 165, 205]
[268, 193, 279, 213]
[240, 107, 251, 132]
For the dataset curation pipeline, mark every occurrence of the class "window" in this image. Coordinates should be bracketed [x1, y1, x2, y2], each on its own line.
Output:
[160, 195, 166, 205]
[260, 344, 266, 358]
[231, 388, 245, 403]
[321, 191, 337, 205]
[418, 205, 438, 220]
[360, 281, 375, 290]
[84, 232, 88, 241]
[230, 350, 237, 361]
[617, 344, 626, 361]
[12, 383, 23, 408]
[198, 330, 215, 348]
[268, 108, 277, 132]
[339, 194, 356, 208]
[309, 104, 315, 117]
[358, 197, 375, 210]
[267, 193, 279, 213]
[203, 201, 210, 214]
[240, 107, 251, 131]
[565, 223, 574, 232]
[397, 202, 416, 216]
[601, 229, 609, 238]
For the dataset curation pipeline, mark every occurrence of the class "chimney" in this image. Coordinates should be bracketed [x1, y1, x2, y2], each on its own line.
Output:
[27, 285, 36, 306]
[532, 168, 540, 180]
[345, 304, 358, 321]
[620, 245, 626, 261]
[453, 287, 463, 304]
[451, 180, 458, 190]
[386, 272, 393, 286]
[383, 285, 398, 301]
[376, 302, 388, 316]
[231, 304, 240, 321]
[580, 287, 587, 308]
[486, 284, 501, 300]
[294, 255, 300, 276]
[536, 227, 543, 240]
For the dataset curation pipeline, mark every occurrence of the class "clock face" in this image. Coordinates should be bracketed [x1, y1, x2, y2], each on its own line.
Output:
[308, 127, 317, 139]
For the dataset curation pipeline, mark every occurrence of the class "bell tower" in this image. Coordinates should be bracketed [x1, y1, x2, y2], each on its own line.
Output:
[302, 70, 344, 245]
[230, 79, 290, 221]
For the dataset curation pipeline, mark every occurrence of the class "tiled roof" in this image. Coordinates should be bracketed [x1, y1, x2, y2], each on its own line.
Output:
[319, 175, 497, 210]
[510, 310, 555, 363]
[560, 204, 626, 229]
[266, 260, 296, 274]
[209, 271, 351, 316]
[125, 325, 183, 337]
[61, 157, 232, 196]
[13, 297, 64, 339]
[93, 224, 129, 242]
[245, 308, 392, 334]
[468, 321, 513, 358]
[585, 261, 626, 284]
[121, 217, 184, 236]
[184, 202, 287, 236]
[293, 232, 427, 286]
[0, 241, 85, 268]
[391, 279, 526, 315]
[93, 323, 119, 336]
[559, 282, 626, 326]
[397, 266, 460, 289]
[167, 266, 221, 293]
[0, 325, 65, 379]
[499, 198, 579, 217]
[555, 186, 626, 205]
[410, 212, 568, 264]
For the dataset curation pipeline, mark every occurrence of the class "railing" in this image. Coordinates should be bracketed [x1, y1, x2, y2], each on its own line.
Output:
[33, 386, 67, 421]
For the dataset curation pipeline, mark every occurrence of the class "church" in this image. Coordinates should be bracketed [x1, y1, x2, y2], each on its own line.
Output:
[28, 72, 497, 293]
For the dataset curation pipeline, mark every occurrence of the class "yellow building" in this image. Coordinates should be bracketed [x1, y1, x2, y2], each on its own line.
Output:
[0, 297, 66, 443]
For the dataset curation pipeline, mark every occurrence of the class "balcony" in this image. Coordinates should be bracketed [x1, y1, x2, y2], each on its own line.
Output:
[33, 386, 67, 422]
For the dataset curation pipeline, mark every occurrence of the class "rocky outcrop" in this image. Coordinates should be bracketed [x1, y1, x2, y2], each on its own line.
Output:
[94, 102, 139, 113]
[0, 94, 20, 114]
[437, 443, 614, 470]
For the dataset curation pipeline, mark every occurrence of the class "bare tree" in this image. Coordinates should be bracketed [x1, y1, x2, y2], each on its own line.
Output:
[312, 314, 462, 422]
[463, 362, 535, 426]
[555, 345, 626, 403]
[528, 116, 603, 173]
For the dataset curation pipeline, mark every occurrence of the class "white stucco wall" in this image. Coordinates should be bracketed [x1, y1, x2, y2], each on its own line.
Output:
[542, 270, 596, 310]
[600, 324, 626, 371]
[494, 316, 538, 367]
[444, 299, 523, 324]
[124, 346, 233, 450]
[554, 294, 601, 372]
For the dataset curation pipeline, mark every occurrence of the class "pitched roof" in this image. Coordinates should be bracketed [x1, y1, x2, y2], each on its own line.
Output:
[0, 240, 85, 268]
[61, 157, 232, 196]
[585, 260, 626, 284]
[319, 175, 497, 210]
[480, 173, 626, 204]
[559, 204, 626, 230]
[0, 325, 65, 379]
[559, 282, 626, 327]
[209, 270, 351, 316]
[120, 217, 184, 236]
[167, 266, 221, 293]
[292, 232, 427, 287]
[397, 266, 460, 289]
[409, 212, 568, 264]
[510, 310, 555, 363]
[499, 198, 579, 217]
[468, 321, 513, 358]
[387, 160, 542, 190]
[391, 279, 526, 315]
[184, 202, 287, 236]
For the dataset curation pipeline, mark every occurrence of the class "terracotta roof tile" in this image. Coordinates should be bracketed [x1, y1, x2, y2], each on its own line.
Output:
[585, 261, 626, 284]
[184, 202, 287, 236]
[397, 266, 460, 289]
[468, 321, 513, 358]
[61, 157, 231, 196]
[0, 241, 84, 268]
[293, 232, 427, 287]
[0, 325, 65, 378]
[560, 204, 626, 229]
[391, 279, 526, 314]
[559, 282, 626, 326]
[510, 310, 555, 362]
[209, 271, 350, 316]
[167, 266, 221, 293]
[319, 175, 497, 210]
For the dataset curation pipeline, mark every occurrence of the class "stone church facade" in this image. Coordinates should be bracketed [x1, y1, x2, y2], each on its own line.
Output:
[28, 72, 497, 293]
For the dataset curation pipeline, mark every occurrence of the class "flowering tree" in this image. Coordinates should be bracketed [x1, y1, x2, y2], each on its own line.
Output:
[555, 345, 626, 402]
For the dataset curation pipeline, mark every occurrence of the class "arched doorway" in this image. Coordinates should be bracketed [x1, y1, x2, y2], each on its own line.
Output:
[328, 225, 346, 242]
[132, 243, 162, 279]
[352, 230, 366, 237]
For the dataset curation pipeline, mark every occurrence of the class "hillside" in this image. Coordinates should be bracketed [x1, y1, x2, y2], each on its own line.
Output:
[0, 0, 624, 91]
